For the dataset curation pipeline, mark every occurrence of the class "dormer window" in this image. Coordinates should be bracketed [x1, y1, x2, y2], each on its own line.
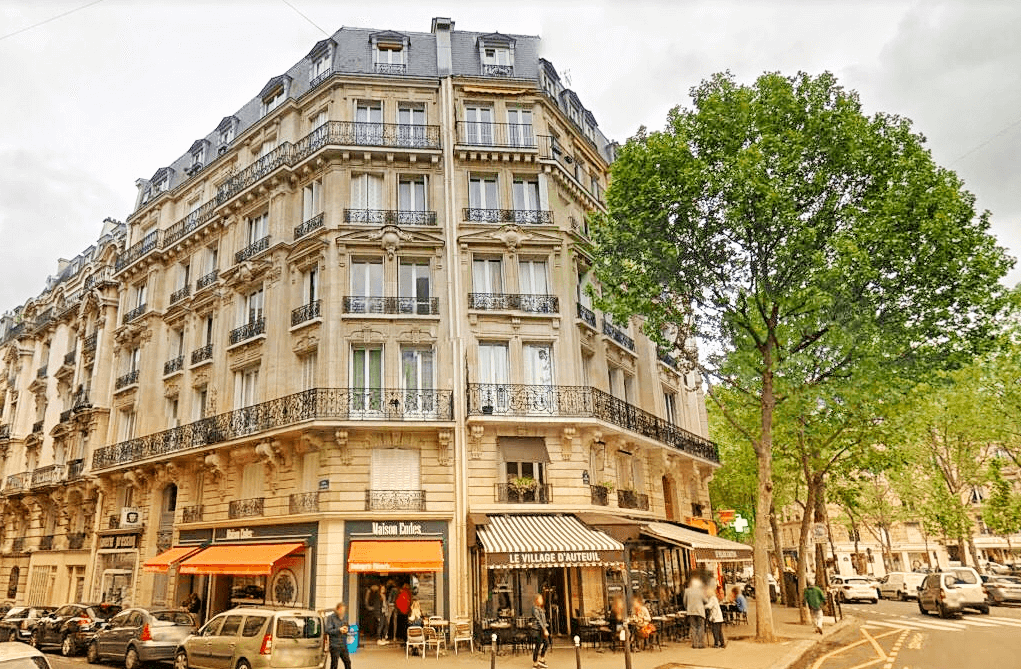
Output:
[262, 87, 284, 116]
[311, 51, 331, 80]
[478, 33, 515, 77]
[187, 139, 208, 175]
[370, 31, 410, 75]
[216, 116, 238, 153]
[307, 38, 336, 87]
[219, 125, 234, 145]
[259, 75, 291, 118]
[150, 168, 172, 195]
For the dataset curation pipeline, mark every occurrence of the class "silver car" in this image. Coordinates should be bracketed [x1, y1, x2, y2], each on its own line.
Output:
[174, 608, 324, 669]
[88, 609, 196, 669]
[0, 641, 53, 669]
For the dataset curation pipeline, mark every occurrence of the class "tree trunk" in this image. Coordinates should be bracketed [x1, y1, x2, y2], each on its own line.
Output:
[752, 344, 776, 642]
[968, 536, 982, 573]
[796, 477, 817, 624]
[769, 507, 787, 606]
[815, 480, 830, 589]
[957, 538, 968, 567]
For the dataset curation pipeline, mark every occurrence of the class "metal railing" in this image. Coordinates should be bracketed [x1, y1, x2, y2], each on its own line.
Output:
[365, 489, 426, 511]
[83, 266, 114, 290]
[73, 389, 91, 410]
[68, 533, 87, 550]
[4, 471, 30, 493]
[343, 209, 438, 225]
[122, 303, 148, 324]
[235, 236, 270, 264]
[170, 285, 191, 304]
[496, 482, 552, 504]
[116, 230, 159, 272]
[618, 489, 650, 511]
[289, 491, 320, 514]
[577, 303, 597, 328]
[196, 270, 219, 290]
[164, 355, 184, 375]
[115, 369, 140, 390]
[602, 319, 635, 351]
[31, 464, 66, 488]
[163, 201, 218, 248]
[590, 485, 610, 506]
[32, 420, 44, 434]
[63, 350, 76, 366]
[466, 383, 720, 463]
[294, 213, 325, 240]
[157, 529, 173, 552]
[291, 121, 441, 156]
[59, 408, 73, 423]
[309, 70, 332, 88]
[291, 300, 321, 326]
[92, 387, 455, 469]
[229, 497, 265, 519]
[0, 425, 9, 440]
[374, 62, 407, 75]
[455, 121, 535, 148]
[182, 505, 203, 523]
[468, 293, 559, 314]
[38, 535, 54, 551]
[83, 332, 98, 353]
[658, 351, 680, 369]
[342, 296, 439, 315]
[11, 538, 25, 553]
[482, 63, 514, 77]
[230, 317, 266, 345]
[462, 208, 553, 224]
[537, 136, 606, 204]
[217, 145, 293, 204]
[67, 459, 84, 481]
[191, 344, 213, 364]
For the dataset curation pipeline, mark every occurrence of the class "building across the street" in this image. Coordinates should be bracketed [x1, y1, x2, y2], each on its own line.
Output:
[0, 17, 747, 637]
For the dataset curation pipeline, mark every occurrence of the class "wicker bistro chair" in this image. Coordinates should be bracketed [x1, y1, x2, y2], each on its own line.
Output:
[406, 626, 427, 659]
[453, 621, 474, 654]
[424, 625, 445, 658]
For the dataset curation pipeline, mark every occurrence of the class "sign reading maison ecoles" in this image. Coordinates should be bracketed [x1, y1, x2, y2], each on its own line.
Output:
[488, 549, 622, 568]
[98, 534, 139, 550]
[225, 528, 255, 540]
[371, 522, 423, 536]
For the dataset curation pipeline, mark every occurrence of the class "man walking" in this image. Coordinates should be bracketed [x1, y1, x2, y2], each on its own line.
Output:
[532, 593, 550, 668]
[804, 581, 826, 634]
[326, 603, 352, 669]
[684, 577, 707, 648]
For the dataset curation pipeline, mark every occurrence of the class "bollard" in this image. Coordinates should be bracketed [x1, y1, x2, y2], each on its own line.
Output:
[491, 633, 497, 669]
[574, 635, 581, 669]
[621, 626, 632, 669]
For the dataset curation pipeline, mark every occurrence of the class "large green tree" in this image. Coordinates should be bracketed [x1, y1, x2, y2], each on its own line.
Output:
[981, 459, 1021, 555]
[591, 71, 1012, 640]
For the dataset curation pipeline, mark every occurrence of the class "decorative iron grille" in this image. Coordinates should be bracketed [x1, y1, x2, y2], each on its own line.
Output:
[164, 356, 184, 375]
[291, 301, 321, 326]
[196, 270, 219, 290]
[66, 459, 84, 481]
[342, 296, 439, 315]
[191, 344, 213, 364]
[234, 236, 270, 264]
[590, 485, 610, 506]
[343, 209, 438, 225]
[230, 318, 266, 345]
[601, 319, 635, 351]
[115, 369, 139, 390]
[170, 285, 191, 304]
[182, 505, 204, 523]
[468, 293, 558, 314]
[462, 208, 553, 224]
[289, 492, 320, 514]
[116, 231, 159, 271]
[374, 62, 407, 75]
[495, 483, 552, 504]
[122, 304, 148, 324]
[576, 303, 597, 328]
[482, 64, 514, 77]
[365, 490, 426, 511]
[229, 497, 265, 519]
[294, 213, 325, 240]
[455, 121, 535, 148]
[83, 332, 98, 353]
[617, 489, 650, 511]
[68, 533, 87, 550]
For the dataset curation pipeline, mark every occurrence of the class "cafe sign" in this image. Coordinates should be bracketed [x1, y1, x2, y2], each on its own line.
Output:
[371, 521, 424, 537]
[487, 549, 624, 569]
[98, 534, 139, 550]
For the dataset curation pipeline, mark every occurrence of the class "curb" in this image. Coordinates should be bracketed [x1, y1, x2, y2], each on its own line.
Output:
[773, 615, 861, 669]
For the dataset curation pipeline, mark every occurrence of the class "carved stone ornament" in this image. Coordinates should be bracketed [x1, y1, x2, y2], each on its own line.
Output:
[292, 330, 320, 355]
[332, 430, 352, 466]
[468, 424, 485, 460]
[494, 225, 527, 253]
[561, 426, 577, 461]
[164, 379, 180, 398]
[437, 429, 453, 466]
[204, 451, 225, 482]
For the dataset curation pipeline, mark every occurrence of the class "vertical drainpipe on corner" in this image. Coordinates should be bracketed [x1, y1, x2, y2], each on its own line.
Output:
[84, 485, 105, 603]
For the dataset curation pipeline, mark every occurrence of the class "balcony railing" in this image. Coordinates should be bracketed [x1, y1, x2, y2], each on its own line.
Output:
[196, 270, 219, 290]
[38, 535, 54, 551]
[11, 538, 25, 553]
[235, 236, 270, 264]
[482, 63, 514, 77]
[496, 482, 552, 504]
[116, 230, 160, 272]
[182, 505, 204, 523]
[229, 497, 265, 519]
[590, 485, 610, 506]
[4, 471, 29, 493]
[230, 317, 266, 345]
[92, 387, 455, 469]
[36, 366, 47, 379]
[63, 350, 76, 366]
[617, 489, 650, 511]
[157, 529, 173, 552]
[462, 208, 553, 225]
[162, 201, 218, 248]
[658, 350, 680, 369]
[342, 296, 440, 315]
[537, 136, 606, 205]
[73, 389, 91, 410]
[0, 425, 9, 440]
[467, 383, 720, 463]
[289, 491, 320, 514]
[31, 464, 66, 488]
[309, 69, 332, 88]
[374, 62, 407, 75]
[33, 308, 54, 333]
[217, 145, 293, 204]
[170, 284, 191, 304]
[83, 266, 113, 290]
[343, 209, 438, 226]
[294, 213, 325, 240]
[291, 121, 441, 156]
[122, 303, 148, 324]
[365, 489, 426, 511]
[191, 344, 213, 364]
[115, 369, 139, 390]
[291, 300, 321, 326]
[59, 408, 73, 423]
[468, 293, 559, 314]
[68, 533, 87, 550]
[164, 355, 184, 375]
[456, 121, 535, 148]
[32, 420, 44, 434]
[576, 303, 597, 329]
[83, 332, 98, 353]
[67, 459, 84, 481]
[602, 319, 635, 351]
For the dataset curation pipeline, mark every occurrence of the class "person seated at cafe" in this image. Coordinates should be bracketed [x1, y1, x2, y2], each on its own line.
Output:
[408, 599, 424, 628]
[730, 586, 748, 615]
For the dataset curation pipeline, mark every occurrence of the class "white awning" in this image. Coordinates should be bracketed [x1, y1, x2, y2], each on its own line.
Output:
[478, 515, 625, 569]
[643, 522, 753, 562]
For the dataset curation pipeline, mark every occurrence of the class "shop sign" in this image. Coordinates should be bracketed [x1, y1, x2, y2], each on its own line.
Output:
[99, 534, 138, 550]
[713, 550, 739, 559]
[488, 550, 623, 567]
[225, 528, 255, 540]
[371, 521, 424, 537]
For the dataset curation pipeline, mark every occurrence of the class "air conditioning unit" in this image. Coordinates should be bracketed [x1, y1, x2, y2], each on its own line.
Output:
[120, 506, 142, 529]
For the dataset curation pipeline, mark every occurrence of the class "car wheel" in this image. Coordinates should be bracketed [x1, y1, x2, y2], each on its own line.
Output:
[87, 642, 101, 664]
[175, 651, 189, 669]
[125, 646, 141, 669]
[30, 630, 40, 649]
[899, 591, 907, 602]
[62, 634, 77, 656]
[918, 599, 928, 615]
[236, 660, 252, 669]
[939, 603, 950, 619]
[980, 605, 990, 615]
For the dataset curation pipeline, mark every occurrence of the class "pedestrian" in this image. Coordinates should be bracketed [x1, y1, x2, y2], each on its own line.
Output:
[325, 603, 352, 669]
[628, 594, 653, 650]
[532, 593, 550, 669]
[684, 577, 707, 648]
[364, 584, 384, 641]
[804, 581, 826, 635]
[383, 580, 398, 641]
[706, 587, 726, 648]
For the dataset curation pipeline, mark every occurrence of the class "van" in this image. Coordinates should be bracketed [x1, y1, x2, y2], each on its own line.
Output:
[878, 572, 926, 601]
[174, 608, 325, 669]
[918, 569, 990, 618]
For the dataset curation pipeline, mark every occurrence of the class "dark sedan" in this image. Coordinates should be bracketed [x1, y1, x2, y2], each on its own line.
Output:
[31, 604, 121, 656]
[0, 608, 55, 643]
[87, 609, 195, 669]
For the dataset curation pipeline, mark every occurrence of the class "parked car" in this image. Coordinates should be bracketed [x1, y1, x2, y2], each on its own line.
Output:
[831, 576, 878, 603]
[31, 604, 122, 656]
[878, 572, 926, 601]
[983, 561, 1013, 575]
[944, 567, 989, 614]
[0, 641, 53, 669]
[983, 575, 1021, 605]
[173, 607, 324, 669]
[88, 608, 196, 669]
[918, 569, 989, 617]
[0, 609, 55, 643]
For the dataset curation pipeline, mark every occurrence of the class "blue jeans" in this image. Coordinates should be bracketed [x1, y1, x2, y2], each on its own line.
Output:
[533, 631, 549, 661]
[330, 645, 351, 669]
[689, 616, 706, 648]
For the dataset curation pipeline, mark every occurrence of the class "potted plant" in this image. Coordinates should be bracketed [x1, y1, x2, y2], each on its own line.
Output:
[598, 480, 615, 492]
[509, 476, 537, 495]
[481, 392, 495, 415]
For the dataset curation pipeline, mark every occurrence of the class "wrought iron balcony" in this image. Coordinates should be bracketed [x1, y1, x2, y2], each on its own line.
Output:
[164, 355, 184, 375]
[33, 308, 54, 333]
[63, 350, 76, 366]
[68, 532, 87, 550]
[617, 489, 650, 511]
[36, 366, 47, 379]
[462, 208, 553, 225]
[170, 284, 191, 304]
[122, 303, 148, 324]
[32, 420, 44, 434]
[83, 332, 98, 353]
[11, 538, 25, 553]
[291, 121, 441, 157]
[196, 270, 219, 290]
[217, 145, 293, 204]
[31, 464, 65, 488]
[468, 293, 559, 314]
[191, 344, 213, 365]
[343, 209, 437, 225]
[290, 491, 320, 514]
[163, 201, 218, 248]
[365, 489, 426, 511]
[294, 213, 325, 239]
[576, 303, 596, 329]
[229, 497, 265, 519]
[66, 459, 84, 481]
[374, 62, 407, 75]
[115, 369, 139, 390]
[83, 266, 114, 290]
[455, 121, 535, 148]
[59, 408, 73, 423]
[537, 136, 607, 205]
[602, 319, 635, 351]
[309, 70, 332, 88]
[182, 505, 204, 523]
[116, 230, 159, 272]
[4, 471, 29, 493]
[0, 425, 9, 440]
[230, 318, 266, 345]
[466, 383, 720, 463]
[495, 482, 552, 504]
[291, 300, 321, 326]
[157, 529, 173, 552]
[590, 485, 610, 506]
[38, 535, 54, 551]
[658, 350, 679, 369]
[482, 63, 514, 77]
[73, 388, 91, 410]
[342, 296, 439, 315]
[92, 387, 454, 469]
[235, 236, 270, 264]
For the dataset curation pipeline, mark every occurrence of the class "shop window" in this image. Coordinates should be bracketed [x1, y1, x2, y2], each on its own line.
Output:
[6, 566, 19, 599]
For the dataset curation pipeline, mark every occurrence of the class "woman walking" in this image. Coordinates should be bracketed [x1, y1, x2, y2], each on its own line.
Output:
[706, 586, 726, 648]
[532, 593, 550, 669]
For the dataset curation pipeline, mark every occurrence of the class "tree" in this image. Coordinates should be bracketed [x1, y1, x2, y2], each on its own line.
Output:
[591, 71, 1013, 640]
[982, 459, 1021, 553]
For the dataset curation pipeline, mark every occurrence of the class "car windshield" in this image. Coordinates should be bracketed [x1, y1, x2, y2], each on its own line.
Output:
[950, 570, 978, 584]
[88, 605, 122, 620]
[275, 616, 321, 639]
[3, 608, 28, 619]
[0, 658, 49, 669]
[152, 611, 194, 625]
[846, 579, 868, 585]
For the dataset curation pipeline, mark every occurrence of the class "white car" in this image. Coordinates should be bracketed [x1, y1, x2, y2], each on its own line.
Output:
[879, 572, 926, 601]
[0, 642, 54, 669]
[833, 577, 878, 603]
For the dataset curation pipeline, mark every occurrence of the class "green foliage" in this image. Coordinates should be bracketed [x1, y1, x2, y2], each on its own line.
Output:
[982, 459, 1021, 540]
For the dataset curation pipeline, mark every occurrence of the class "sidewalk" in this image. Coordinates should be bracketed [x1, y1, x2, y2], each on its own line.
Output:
[346, 602, 856, 669]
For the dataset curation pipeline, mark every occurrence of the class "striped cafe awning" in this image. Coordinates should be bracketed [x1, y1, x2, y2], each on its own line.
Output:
[478, 515, 626, 569]
[642, 521, 753, 562]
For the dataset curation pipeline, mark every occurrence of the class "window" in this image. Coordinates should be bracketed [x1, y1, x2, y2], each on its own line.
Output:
[119, 408, 136, 441]
[243, 288, 264, 325]
[310, 50, 331, 81]
[469, 174, 499, 209]
[398, 176, 427, 211]
[616, 452, 634, 491]
[371, 448, 420, 492]
[191, 145, 205, 167]
[258, 140, 277, 160]
[219, 124, 234, 146]
[167, 396, 180, 428]
[302, 179, 322, 222]
[205, 245, 219, 274]
[464, 105, 494, 144]
[247, 212, 269, 245]
[299, 351, 317, 390]
[401, 346, 434, 413]
[505, 460, 544, 484]
[351, 260, 384, 299]
[375, 45, 405, 65]
[472, 258, 503, 293]
[193, 469, 205, 506]
[397, 106, 426, 146]
[399, 260, 431, 313]
[478, 343, 509, 384]
[351, 174, 383, 210]
[398, 105, 424, 125]
[523, 344, 554, 386]
[664, 391, 677, 424]
[234, 367, 259, 409]
[512, 177, 541, 211]
[582, 353, 593, 387]
[351, 346, 383, 412]
[506, 108, 534, 147]
[577, 270, 593, 308]
[127, 346, 140, 373]
[171, 328, 185, 357]
[482, 47, 512, 74]
[176, 261, 190, 292]
[262, 88, 285, 117]
[203, 315, 214, 346]
[241, 463, 264, 499]
[300, 452, 318, 493]
[134, 281, 147, 308]
[303, 266, 319, 304]
[518, 260, 548, 295]
[355, 102, 383, 143]
[194, 386, 208, 420]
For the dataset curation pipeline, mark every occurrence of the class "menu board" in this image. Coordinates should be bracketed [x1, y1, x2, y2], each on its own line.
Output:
[417, 572, 436, 616]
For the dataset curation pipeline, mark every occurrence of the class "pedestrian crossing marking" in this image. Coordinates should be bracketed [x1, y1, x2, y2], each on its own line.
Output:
[860, 613, 1021, 634]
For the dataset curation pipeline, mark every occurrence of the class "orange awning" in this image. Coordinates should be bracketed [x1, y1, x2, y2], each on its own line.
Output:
[179, 542, 304, 576]
[143, 546, 204, 573]
[348, 541, 443, 572]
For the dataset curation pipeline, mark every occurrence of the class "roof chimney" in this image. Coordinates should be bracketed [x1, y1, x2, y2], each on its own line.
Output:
[431, 17, 454, 76]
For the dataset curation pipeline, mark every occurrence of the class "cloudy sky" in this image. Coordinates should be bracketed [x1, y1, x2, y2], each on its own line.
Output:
[1, 0, 1018, 310]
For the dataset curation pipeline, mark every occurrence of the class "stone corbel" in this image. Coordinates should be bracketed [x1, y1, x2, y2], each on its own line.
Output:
[204, 451, 225, 483]
[333, 430, 352, 466]
[468, 424, 485, 460]
[437, 429, 453, 467]
[560, 426, 577, 461]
